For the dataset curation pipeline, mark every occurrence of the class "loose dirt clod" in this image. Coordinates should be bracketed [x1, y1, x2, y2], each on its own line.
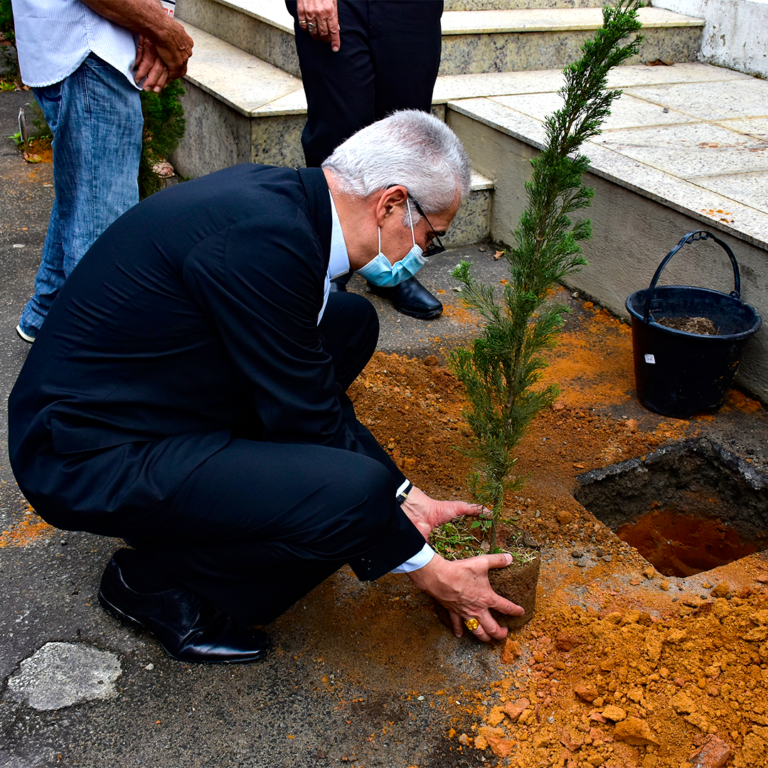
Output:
[687, 735, 732, 768]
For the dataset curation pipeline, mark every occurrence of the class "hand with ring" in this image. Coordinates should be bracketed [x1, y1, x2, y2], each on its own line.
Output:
[297, 0, 341, 51]
[408, 552, 525, 643]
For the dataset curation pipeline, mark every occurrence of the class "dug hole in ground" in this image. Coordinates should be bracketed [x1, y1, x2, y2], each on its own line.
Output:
[346, 286, 768, 768]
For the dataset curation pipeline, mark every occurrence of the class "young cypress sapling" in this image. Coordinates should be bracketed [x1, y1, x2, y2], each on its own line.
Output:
[449, 0, 644, 553]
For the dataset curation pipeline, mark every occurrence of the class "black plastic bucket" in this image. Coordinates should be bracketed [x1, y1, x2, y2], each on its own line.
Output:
[626, 231, 762, 419]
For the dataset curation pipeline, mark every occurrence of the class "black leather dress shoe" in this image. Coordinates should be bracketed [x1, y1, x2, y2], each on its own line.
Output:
[367, 276, 443, 319]
[329, 273, 351, 292]
[98, 550, 271, 664]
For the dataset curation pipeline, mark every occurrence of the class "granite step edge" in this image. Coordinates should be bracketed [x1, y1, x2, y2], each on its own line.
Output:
[180, 0, 703, 36]
[447, 96, 768, 251]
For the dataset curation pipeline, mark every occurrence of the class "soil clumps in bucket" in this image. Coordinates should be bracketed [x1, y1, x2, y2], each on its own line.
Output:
[657, 316, 718, 335]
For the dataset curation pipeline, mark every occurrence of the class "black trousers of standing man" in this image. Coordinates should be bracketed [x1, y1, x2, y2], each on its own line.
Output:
[286, 0, 444, 167]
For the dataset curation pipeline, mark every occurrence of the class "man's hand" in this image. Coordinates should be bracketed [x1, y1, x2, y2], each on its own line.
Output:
[134, 36, 170, 92]
[401, 486, 485, 541]
[81, 0, 194, 86]
[408, 553, 524, 643]
[297, 0, 341, 52]
[152, 19, 194, 81]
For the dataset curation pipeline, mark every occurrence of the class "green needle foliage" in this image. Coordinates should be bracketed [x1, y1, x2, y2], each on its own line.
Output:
[138, 79, 186, 199]
[449, 0, 643, 553]
[0, 0, 15, 45]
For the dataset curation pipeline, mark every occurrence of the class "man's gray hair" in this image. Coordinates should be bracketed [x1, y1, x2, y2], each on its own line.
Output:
[322, 110, 471, 219]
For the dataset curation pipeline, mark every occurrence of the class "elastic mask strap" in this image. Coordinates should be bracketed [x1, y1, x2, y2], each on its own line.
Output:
[406, 199, 416, 246]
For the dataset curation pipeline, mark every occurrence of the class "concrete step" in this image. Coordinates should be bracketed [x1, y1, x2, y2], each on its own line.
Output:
[172, 24, 493, 246]
[439, 7, 702, 74]
[175, 0, 703, 77]
[442, 62, 768, 400]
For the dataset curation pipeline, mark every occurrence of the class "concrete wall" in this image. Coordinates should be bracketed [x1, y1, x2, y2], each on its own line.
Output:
[447, 108, 768, 404]
[172, 82, 306, 179]
[652, 0, 768, 78]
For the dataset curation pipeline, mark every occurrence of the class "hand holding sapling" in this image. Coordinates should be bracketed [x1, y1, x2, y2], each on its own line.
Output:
[407, 552, 524, 642]
[401, 486, 487, 541]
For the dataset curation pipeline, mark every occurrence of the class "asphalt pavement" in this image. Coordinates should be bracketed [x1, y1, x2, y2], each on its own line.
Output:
[0, 89, 511, 768]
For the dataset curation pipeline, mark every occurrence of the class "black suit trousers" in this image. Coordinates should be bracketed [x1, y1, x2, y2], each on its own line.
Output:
[286, 0, 443, 167]
[122, 291, 405, 625]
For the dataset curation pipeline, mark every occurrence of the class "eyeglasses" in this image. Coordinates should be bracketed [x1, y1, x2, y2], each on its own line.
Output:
[410, 197, 446, 257]
[387, 185, 448, 258]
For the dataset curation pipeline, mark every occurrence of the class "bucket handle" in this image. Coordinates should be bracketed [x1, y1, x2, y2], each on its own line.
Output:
[643, 230, 741, 323]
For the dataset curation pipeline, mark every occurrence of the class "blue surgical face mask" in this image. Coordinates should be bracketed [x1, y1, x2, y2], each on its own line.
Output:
[356, 200, 426, 288]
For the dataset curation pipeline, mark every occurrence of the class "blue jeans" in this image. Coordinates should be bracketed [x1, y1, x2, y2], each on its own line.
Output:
[18, 54, 143, 338]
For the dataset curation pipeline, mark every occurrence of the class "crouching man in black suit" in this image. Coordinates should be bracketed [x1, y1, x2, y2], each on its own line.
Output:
[9, 111, 523, 664]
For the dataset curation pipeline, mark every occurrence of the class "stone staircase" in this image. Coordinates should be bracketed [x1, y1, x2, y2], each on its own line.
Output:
[170, 0, 768, 400]
[172, 0, 704, 246]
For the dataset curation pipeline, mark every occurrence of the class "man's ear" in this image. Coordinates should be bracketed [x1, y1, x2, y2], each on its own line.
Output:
[375, 185, 408, 226]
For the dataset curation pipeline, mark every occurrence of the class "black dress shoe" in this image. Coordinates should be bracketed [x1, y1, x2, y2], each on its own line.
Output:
[367, 276, 443, 319]
[329, 273, 350, 292]
[98, 550, 271, 664]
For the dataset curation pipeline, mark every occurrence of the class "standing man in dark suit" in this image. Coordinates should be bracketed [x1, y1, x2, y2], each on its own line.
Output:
[286, 0, 447, 320]
[9, 112, 523, 664]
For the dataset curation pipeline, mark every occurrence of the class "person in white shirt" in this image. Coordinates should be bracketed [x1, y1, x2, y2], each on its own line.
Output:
[12, 0, 193, 342]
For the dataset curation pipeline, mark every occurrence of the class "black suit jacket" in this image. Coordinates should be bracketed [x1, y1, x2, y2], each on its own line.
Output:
[8, 164, 423, 578]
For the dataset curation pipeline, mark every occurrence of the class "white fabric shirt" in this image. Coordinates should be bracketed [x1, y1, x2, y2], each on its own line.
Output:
[325, 192, 434, 574]
[12, 0, 139, 88]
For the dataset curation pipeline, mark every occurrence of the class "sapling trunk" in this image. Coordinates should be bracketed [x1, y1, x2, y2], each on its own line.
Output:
[490, 493, 501, 553]
[448, 0, 643, 554]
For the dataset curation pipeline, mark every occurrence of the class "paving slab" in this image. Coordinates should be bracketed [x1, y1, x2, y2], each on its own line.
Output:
[440, 6, 702, 33]
[691, 171, 768, 213]
[431, 60, 754, 103]
[446, 0, 604, 8]
[490, 90, 698, 129]
[592, 122, 768, 179]
[621, 79, 768, 122]
[716, 116, 768, 143]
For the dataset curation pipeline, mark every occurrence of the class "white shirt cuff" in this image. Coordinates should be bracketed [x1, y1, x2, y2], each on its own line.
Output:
[390, 543, 435, 573]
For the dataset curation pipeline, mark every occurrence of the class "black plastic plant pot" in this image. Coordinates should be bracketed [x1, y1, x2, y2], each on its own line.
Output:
[626, 230, 762, 419]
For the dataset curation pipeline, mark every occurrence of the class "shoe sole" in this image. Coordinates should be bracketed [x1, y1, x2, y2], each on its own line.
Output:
[393, 306, 443, 320]
[15, 325, 35, 343]
[98, 586, 271, 665]
[98, 587, 147, 630]
[366, 288, 443, 319]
